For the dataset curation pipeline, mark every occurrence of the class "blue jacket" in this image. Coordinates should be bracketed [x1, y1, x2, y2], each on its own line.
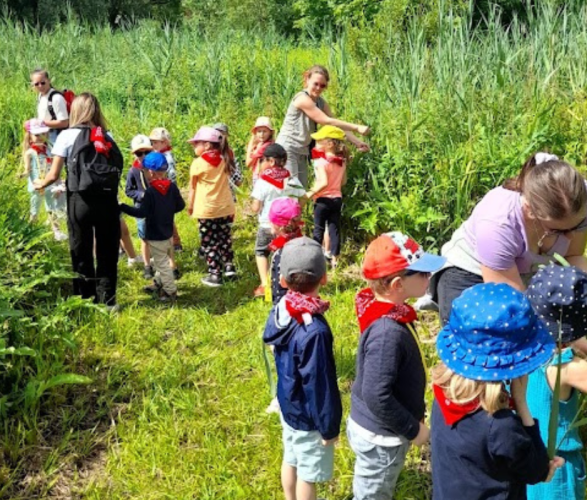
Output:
[125, 166, 148, 204]
[431, 401, 550, 500]
[263, 298, 342, 440]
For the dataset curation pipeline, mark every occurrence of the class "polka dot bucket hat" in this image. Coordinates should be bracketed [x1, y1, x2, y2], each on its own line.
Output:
[527, 263, 587, 343]
[437, 282, 555, 381]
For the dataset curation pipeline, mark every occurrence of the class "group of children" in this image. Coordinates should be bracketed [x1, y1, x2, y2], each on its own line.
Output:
[263, 228, 587, 500]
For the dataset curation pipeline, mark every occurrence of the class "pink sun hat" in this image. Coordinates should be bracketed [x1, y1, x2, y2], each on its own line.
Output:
[187, 126, 222, 144]
[269, 197, 302, 227]
[24, 118, 49, 135]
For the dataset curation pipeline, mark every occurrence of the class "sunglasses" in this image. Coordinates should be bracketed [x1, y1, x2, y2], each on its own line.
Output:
[314, 83, 327, 89]
[135, 151, 148, 157]
[32, 81, 47, 87]
[404, 270, 431, 278]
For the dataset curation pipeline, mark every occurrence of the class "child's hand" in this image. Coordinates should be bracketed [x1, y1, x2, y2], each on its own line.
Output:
[321, 436, 339, 446]
[412, 422, 430, 447]
[356, 141, 370, 153]
[187, 206, 193, 216]
[545, 456, 565, 482]
[357, 125, 370, 136]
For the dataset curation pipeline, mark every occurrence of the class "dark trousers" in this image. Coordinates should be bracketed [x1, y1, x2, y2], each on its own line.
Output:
[435, 267, 484, 326]
[198, 216, 234, 275]
[67, 192, 120, 305]
[313, 197, 342, 256]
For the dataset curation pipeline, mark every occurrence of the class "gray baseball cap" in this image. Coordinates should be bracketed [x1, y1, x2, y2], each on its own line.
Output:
[213, 123, 229, 134]
[280, 237, 327, 282]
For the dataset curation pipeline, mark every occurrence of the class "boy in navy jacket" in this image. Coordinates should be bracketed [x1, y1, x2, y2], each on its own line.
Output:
[120, 152, 185, 302]
[263, 237, 341, 500]
[348, 232, 445, 500]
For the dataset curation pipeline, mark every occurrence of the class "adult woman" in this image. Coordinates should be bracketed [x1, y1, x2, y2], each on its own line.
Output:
[34, 93, 122, 308]
[434, 153, 587, 324]
[276, 65, 370, 187]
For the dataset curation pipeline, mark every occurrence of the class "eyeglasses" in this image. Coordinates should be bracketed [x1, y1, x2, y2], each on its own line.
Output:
[404, 270, 431, 278]
[32, 81, 46, 87]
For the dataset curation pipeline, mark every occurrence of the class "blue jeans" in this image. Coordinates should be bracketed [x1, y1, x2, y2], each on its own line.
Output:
[347, 422, 410, 500]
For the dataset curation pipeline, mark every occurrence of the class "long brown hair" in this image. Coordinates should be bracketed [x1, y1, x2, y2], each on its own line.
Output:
[503, 154, 587, 220]
[69, 92, 108, 130]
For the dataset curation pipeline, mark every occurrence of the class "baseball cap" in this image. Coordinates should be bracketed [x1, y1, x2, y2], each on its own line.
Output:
[131, 134, 153, 153]
[311, 125, 346, 141]
[263, 143, 287, 160]
[281, 237, 326, 282]
[24, 118, 49, 135]
[142, 152, 168, 172]
[362, 232, 446, 279]
[187, 126, 223, 144]
[252, 116, 274, 132]
[269, 197, 302, 227]
[213, 123, 229, 135]
[149, 128, 171, 142]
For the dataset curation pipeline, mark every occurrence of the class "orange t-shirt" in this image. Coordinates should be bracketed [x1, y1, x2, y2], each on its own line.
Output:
[190, 156, 235, 219]
[313, 156, 346, 199]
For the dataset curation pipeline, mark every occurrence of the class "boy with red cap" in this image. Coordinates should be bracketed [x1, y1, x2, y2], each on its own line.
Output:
[348, 232, 445, 499]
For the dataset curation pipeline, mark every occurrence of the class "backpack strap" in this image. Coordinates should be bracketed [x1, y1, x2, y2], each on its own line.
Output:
[47, 88, 64, 121]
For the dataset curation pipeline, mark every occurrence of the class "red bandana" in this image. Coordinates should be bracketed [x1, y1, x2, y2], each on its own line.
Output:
[261, 167, 291, 189]
[433, 384, 481, 425]
[31, 144, 48, 156]
[311, 148, 344, 166]
[90, 127, 111, 157]
[150, 179, 171, 196]
[202, 150, 223, 167]
[269, 228, 303, 252]
[355, 288, 418, 334]
[159, 146, 172, 154]
[132, 158, 143, 169]
[284, 291, 330, 325]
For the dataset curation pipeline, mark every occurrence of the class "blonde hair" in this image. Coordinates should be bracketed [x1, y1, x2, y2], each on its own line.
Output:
[69, 92, 108, 130]
[366, 272, 404, 296]
[432, 363, 509, 415]
[22, 131, 32, 157]
[303, 65, 330, 85]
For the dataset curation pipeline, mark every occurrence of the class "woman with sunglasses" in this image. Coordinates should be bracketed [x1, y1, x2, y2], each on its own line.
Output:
[125, 135, 154, 279]
[432, 152, 587, 325]
[275, 65, 371, 187]
[30, 68, 69, 147]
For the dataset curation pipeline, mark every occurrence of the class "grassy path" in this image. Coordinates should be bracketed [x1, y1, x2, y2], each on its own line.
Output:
[50, 201, 436, 499]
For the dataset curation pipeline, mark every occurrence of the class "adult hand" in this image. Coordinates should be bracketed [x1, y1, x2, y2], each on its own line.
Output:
[321, 436, 339, 446]
[357, 125, 370, 136]
[545, 456, 565, 482]
[412, 422, 430, 447]
[33, 179, 45, 191]
[355, 141, 370, 153]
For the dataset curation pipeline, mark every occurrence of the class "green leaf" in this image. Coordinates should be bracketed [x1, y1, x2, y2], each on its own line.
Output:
[41, 374, 92, 393]
[553, 253, 571, 267]
[547, 318, 564, 459]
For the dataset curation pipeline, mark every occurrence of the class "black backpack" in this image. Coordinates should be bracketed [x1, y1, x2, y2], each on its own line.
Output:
[67, 127, 123, 194]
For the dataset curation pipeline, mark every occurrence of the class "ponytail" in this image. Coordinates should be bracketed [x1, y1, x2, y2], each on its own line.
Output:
[22, 131, 32, 161]
[218, 135, 235, 176]
[332, 139, 350, 163]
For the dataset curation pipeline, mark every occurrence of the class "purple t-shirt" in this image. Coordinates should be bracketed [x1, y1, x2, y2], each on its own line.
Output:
[462, 187, 570, 275]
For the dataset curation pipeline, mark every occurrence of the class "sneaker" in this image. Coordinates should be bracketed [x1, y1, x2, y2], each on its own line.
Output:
[414, 293, 439, 312]
[158, 291, 177, 303]
[253, 285, 265, 298]
[143, 266, 154, 280]
[174, 244, 183, 253]
[53, 230, 68, 242]
[265, 397, 280, 414]
[224, 264, 237, 279]
[173, 268, 181, 280]
[323, 250, 333, 261]
[201, 273, 223, 287]
[143, 281, 162, 294]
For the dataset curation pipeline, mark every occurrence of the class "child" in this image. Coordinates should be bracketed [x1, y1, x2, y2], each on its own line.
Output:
[263, 237, 342, 500]
[268, 197, 304, 306]
[213, 123, 244, 202]
[526, 264, 587, 500]
[246, 116, 275, 184]
[348, 232, 445, 499]
[251, 144, 306, 298]
[187, 126, 236, 287]
[306, 125, 348, 269]
[125, 134, 153, 279]
[22, 119, 67, 241]
[432, 282, 563, 500]
[120, 152, 185, 302]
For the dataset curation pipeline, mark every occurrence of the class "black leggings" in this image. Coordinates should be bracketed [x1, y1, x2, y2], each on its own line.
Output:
[313, 197, 342, 256]
[435, 267, 484, 326]
[198, 216, 234, 275]
[67, 192, 120, 305]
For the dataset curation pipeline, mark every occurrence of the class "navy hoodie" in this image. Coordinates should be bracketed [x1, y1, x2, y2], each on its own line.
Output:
[263, 297, 342, 440]
[125, 166, 148, 204]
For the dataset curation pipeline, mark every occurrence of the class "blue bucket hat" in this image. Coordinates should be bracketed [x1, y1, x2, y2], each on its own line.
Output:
[142, 152, 168, 172]
[437, 283, 555, 381]
[527, 264, 587, 343]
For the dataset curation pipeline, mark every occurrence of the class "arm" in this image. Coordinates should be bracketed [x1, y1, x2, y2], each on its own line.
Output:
[44, 94, 69, 130]
[306, 164, 329, 199]
[251, 198, 263, 214]
[322, 101, 370, 151]
[44, 118, 69, 130]
[565, 231, 587, 270]
[120, 192, 151, 218]
[481, 265, 525, 291]
[296, 95, 369, 135]
[33, 156, 65, 189]
[125, 171, 143, 203]
[187, 171, 197, 216]
[298, 327, 342, 440]
[246, 137, 257, 168]
[342, 165, 348, 186]
[174, 186, 186, 213]
[560, 356, 587, 393]
[22, 151, 32, 177]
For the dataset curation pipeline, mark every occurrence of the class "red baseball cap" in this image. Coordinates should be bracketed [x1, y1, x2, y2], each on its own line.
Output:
[362, 232, 446, 279]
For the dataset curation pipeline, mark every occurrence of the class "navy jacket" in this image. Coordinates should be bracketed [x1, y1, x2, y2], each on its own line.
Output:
[350, 318, 426, 441]
[120, 182, 185, 241]
[431, 401, 550, 500]
[125, 166, 148, 204]
[263, 298, 342, 440]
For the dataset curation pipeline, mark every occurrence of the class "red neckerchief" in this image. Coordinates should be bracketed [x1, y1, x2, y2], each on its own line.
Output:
[269, 228, 303, 252]
[159, 146, 172, 154]
[202, 150, 223, 167]
[31, 144, 48, 156]
[433, 384, 481, 425]
[150, 179, 172, 196]
[355, 288, 417, 334]
[132, 159, 143, 169]
[90, 127, 111, 157]
[284, 291, 330, 325]
[250, 141, 274, 171]
[261, 167, 290, 189]
[311, 148, 344, 166]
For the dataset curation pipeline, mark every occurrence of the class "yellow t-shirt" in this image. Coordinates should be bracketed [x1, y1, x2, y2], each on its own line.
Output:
[190, 156, 235, 219]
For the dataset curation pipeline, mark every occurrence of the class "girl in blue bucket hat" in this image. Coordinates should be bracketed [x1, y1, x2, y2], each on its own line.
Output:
[431, 282, 563, 500]
[526, 264, 587, 500]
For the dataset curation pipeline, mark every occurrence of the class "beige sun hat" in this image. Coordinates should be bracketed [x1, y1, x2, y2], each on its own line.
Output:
[130, 134, 153, 153]
[149, 127, 171, 142]
[251, 116, 274, 132]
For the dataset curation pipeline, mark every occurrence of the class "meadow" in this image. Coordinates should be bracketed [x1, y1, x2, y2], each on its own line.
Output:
[1, 2, 587, 498]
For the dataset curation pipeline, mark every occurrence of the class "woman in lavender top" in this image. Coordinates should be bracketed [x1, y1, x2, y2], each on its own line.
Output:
[434, 153, 587, 325]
